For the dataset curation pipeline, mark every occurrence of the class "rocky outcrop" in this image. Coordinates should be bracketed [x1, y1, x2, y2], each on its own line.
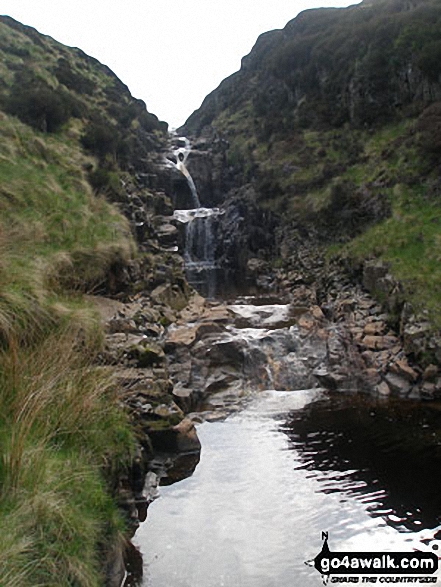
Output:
[273, 238, 441, 399]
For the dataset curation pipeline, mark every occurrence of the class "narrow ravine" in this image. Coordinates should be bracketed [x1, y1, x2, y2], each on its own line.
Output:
[128, 138, 441, 586]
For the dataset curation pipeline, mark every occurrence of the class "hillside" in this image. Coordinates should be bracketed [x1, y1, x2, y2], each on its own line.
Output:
[182, 0, 441, 348]
[0, 15, 184, 587]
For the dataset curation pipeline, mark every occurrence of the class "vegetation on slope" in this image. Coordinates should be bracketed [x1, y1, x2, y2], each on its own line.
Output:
[183, 0, 441, 328]
[0, 15, 169, 585]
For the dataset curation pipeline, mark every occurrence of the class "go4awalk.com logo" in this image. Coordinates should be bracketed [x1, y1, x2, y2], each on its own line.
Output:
[306, 533, 439, 584]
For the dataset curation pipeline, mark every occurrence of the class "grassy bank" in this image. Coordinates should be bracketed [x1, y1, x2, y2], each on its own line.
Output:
[0, 112, 136, 586]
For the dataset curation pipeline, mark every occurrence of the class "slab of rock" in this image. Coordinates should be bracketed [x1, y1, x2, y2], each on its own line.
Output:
[389, 359, 418, 383]
[363, 321, 386, 336]
[362, 335, 398, 351]
[384, 373, 412, 395]
[376, 381, 391, 396]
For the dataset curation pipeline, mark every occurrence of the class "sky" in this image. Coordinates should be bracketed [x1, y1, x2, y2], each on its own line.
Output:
[1, 1, 360, 129]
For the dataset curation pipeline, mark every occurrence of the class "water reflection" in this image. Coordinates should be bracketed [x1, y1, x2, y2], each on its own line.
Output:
[131, 390, 441, 586]
[281, 393, 441, 533]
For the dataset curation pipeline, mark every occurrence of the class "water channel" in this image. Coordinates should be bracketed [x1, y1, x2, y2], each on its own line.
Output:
[130, 140, 441, 586]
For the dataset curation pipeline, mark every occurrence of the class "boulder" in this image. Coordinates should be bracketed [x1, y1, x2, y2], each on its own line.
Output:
[389, 359, 419, 383]
[128, 343, 165, 368]
[384, 373, 412, 395]
[423, 364, 438, 382]
[173, 418, 202, 452]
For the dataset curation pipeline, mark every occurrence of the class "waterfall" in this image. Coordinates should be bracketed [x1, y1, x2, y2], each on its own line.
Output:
[174, 138, 201, 208]
[174, 207, 224, 298]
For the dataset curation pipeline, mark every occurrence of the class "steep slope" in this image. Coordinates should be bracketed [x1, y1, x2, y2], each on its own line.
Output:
[182, 0, 441, 343]
[0, 15, 186, 587]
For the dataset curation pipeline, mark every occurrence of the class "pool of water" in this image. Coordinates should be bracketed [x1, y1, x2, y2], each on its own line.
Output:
[132, 389, 441, 586]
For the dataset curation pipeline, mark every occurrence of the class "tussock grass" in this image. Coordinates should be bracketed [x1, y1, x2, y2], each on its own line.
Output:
[0, 113, 136, 584]
[0, 327, 133, 586]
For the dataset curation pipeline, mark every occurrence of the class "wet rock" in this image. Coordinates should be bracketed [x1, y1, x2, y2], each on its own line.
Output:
[205, 339, 246, 367]
[172, 387, 199, 412]
[313, 368, 348, 391]
[155, 221, 179, 247]
[421, 382, 437, 400]
[173, 418, 202, 452]
[195, 321, 225, 341]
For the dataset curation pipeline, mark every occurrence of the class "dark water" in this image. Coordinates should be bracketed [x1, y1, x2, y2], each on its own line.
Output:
[185, 265, 258, 300]
[132, 389, 441, 586]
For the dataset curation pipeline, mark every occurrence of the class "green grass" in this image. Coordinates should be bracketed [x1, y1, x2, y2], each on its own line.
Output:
[0, 112, 136, 585]
[0, 113, 135, 344]
[218, 105, 441, 328]
[342, 185, 441, 325]
[0, 325, 134, 587]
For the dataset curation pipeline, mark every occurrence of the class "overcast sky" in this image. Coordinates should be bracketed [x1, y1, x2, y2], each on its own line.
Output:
[2, 1, 360, 128]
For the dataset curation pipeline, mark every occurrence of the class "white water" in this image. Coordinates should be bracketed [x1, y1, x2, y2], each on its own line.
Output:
[174, 138, 201, 208]
[173, 207, 228, 298]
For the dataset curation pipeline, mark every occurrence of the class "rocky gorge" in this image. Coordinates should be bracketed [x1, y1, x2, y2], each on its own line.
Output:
[2, 3, 441, 585]
[105, 131, 441, 585]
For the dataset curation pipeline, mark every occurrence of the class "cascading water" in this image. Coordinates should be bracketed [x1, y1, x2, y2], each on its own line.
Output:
[174, 207, 224, 299]
[170, 136, 232, 298]
[173, 138, 201, 209]
[128, 137, 441, 586]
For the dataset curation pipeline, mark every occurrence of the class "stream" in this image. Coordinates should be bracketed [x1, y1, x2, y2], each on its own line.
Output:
[133, 388, 441, 586]
[129, 140, 441, 585]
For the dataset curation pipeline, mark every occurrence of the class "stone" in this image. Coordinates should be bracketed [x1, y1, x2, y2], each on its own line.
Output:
[172, 387, 198, 412]
[107, 317, 139, 334]
[195, 322, 225, 342]
[423, 364, 438, 382]
[365, 368, 381, 386]
[362, 260, 389, 294]
[363, 321, 386, 336]
[361, 350, 376, 367]
[298, 315, 316, 330]
[402, 322, 432, 357]
[173, 418, 202, 452]
[311, 305, 326, 321]
[362, 335, 398, 350]
[206, 339, 246, 367]
[384, 373, 411, 395]
[389, 359, 419, 383]
[421, 382, 436, 400]
[151, 283, 188, 311]
[376, 381, 391, 396]
[128, 343, 165, 368]
[166, 325, 198, 347]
